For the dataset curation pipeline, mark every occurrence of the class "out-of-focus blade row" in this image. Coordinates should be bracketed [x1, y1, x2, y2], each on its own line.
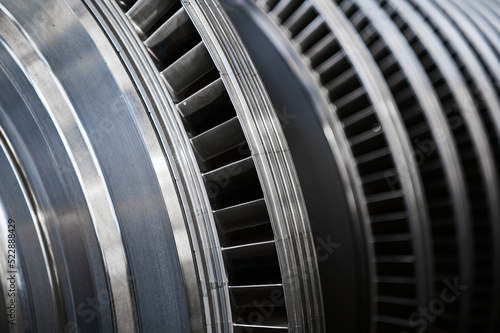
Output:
[221, 0, 500, 332]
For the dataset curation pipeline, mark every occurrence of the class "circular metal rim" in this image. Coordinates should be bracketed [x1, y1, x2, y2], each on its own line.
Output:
[77, 1, 228, 330]
[182, 1, 325, 330]
[85, 0, 326, 331]
[220, 0, 377, 330]
[385, 0, 500, 329]
[229, 0, 440, 328]
[0, 0, 197, 331]
[305, 4, 435, 328]
[347, 0, 472, 330]
[412, 0, 500, 331]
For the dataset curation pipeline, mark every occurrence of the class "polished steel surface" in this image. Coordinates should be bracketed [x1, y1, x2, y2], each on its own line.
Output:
[0, 0, 193, 331]
[1, 0, 500, 332]
[221, 0, 500, 332]
[0, 0, 323, 332]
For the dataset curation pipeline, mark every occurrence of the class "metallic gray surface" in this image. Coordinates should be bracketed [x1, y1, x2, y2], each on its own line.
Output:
[0, 0, 325, 331]
[1, 0, 499, 332]
[309, 0, 435, 328]
[349, 1, 471, 331]
[221, 0, 375, 331]
[0, 0, 194, 331]
[413, 1, 500, 331]
[183, 2, 325, 331]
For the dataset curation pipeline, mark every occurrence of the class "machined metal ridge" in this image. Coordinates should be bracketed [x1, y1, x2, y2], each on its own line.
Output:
[183, 0, 325, 331]
[408, 1, 500, 331]
[306, 0, 434, 329]
[246, 0, 379, 330]
[77, 0, 231, 331]
[252, 2, 431, 328]
[256, 0, 440, 330]
[0, 113, 57, 332]
[350, 0, 471, 330]
[411, 0, 500, 212]
[86, 0, 325, 331]
[311, 0, 434, 326]
[349, 0, 470, 227]
[385, 0, 500, 329]
[0, 3, 137, 331]
[237, 0, 377, 328]
[424, 1, 500, 330]
[455, 0, 500, 61]
[482, 0, 500, 18]
[442, 0, 500, 98]
[470, 0, 500, 40]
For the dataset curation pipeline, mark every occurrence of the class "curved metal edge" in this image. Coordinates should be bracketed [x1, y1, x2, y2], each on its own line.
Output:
[312, 0, 435, 325]
[0, 5, 137, 332]
[447, 0, 500, 91]
[389, 0, 500, 329]
[74, 0, 231, 331]
[416, 1, 500, 331]
[474, 0, 500, 39]
[457, 0, 500, 60]
[414, 0, 500, 219]
[351, 0, 474, 328]
[0, 114, 56, 333]
[182, 0, 326, 331]
[236, 0, 378, 331]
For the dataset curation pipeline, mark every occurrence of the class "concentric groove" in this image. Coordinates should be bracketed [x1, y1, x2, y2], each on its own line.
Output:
[404, 2, 500, 332]
[254, 0, 435, 331]
[463, 0, 500, 56]
[462, 1, 500, 61]
[112, 0, 324, 331]
[375, 0, 500, 331]
[3, 0, 500, 332]
[442, 0, 500, 101]
[81, 0, 229, 330]
[124, 1, 282, 329]
[415, 2, 500, 331]
[341, 1, 474, 332]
